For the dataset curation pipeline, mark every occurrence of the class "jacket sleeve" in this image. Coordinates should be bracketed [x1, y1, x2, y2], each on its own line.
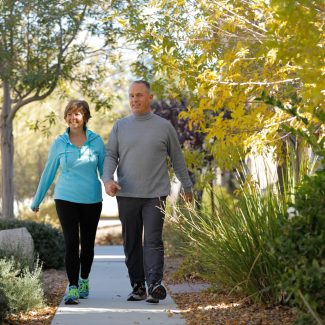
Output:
[97, 137, 106, 177]
[102, 122, 119, 183]
[167, 123, 193, 192]
[31, 141, 60, 210]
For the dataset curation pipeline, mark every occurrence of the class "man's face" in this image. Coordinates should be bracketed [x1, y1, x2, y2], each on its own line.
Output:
[129, 83, 153, 115]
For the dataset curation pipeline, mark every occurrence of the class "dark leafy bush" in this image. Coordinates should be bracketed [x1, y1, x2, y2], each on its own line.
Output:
[275, 167, 325, 324]
[0, 287, 9, 323]
[0, 219, 64, 269]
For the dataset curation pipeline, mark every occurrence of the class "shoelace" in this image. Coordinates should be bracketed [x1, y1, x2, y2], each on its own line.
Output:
[68, 287, 79, 298]
[79, 280, 88, 292]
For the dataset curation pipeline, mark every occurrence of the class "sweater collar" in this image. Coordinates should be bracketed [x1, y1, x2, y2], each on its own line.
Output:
[133, 112, 154, 121]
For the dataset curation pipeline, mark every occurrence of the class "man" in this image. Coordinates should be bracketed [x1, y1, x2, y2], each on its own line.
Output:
[103, 80, 193, 303]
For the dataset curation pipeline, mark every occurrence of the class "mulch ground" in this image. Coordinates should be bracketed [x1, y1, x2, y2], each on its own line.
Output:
[164, 256, 297, 325]
[171, 291, 296, 325]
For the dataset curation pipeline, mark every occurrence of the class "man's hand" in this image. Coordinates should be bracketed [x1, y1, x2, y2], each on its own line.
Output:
[104, 180, 121, 197]
[182, 191, 193, 203]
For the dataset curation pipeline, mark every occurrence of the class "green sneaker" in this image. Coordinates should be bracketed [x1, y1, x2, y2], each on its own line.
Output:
[78, 278, 89, 299]
[64, 285, 79, 305]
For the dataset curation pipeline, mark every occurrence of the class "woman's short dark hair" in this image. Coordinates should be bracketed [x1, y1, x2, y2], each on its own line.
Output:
[64, 100, 91, 124]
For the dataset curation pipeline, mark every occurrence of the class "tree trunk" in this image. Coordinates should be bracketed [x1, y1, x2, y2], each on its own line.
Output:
[0, 81, 14, 218]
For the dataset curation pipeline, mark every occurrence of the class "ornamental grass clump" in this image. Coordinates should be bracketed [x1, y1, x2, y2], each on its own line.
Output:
[173, 183, 283, 302]
[170, 141, 318, 304]
[172, 161, 301, 303]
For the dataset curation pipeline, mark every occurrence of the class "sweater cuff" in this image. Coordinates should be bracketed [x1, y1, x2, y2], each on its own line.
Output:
[101, 176, 113, 183]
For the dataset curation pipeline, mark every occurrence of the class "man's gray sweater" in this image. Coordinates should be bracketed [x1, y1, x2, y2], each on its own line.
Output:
[102, 112, 193, 198]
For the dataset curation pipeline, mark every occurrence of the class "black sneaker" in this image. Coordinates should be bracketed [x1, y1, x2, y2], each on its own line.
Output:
[146, 294, 159, 304]
[127, 282, 147, 301]
[148, 282, 167, 300]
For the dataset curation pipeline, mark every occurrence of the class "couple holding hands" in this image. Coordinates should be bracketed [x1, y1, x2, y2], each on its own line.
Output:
[31, 80, 193, 305]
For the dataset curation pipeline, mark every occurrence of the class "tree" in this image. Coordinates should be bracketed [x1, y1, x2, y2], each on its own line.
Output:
[113, 0, 324, 168]
[0, 0, 121, 218]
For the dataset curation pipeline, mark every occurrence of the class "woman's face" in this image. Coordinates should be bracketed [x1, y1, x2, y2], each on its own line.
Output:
[65, 108, 85, 130]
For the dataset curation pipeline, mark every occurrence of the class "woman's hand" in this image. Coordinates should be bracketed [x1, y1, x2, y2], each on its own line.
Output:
[31, 206, 39, 212]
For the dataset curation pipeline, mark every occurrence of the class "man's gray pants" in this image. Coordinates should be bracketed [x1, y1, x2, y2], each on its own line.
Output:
[116, 196, 166, 287]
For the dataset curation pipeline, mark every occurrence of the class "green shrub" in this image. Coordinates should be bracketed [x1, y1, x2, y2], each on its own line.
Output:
[0, 246, 34, 272]
[0, 257, 44, 313]
[275, 167, 325, 324]
[0, 219, 64, 269]
[0, 287, 9, 323]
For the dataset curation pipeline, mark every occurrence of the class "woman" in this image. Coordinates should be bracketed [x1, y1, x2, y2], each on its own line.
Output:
[31, 100, 105, 305]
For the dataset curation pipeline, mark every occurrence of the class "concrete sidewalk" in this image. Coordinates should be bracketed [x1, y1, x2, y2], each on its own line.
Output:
[51, 246, 186, 325]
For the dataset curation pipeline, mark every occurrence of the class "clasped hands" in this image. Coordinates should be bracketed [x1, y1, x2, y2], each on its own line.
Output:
[104, 180, 121, 197]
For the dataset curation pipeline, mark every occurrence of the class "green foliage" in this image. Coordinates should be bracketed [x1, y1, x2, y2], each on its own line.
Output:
[0, 257, 44, 314]
[0, 287, 9, 323]
[0, 0, 121, 103]
[0, 219, 64, 269]
[256, 93, 325, 159]
[116, 0, 324, 168]
[274, 167, 325, 324]
[0, 246, 35, 273]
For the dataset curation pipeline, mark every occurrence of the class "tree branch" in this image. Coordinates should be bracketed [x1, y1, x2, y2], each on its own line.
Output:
[12, 88, 35, 103]
[62, 5, 88, 54]
[9, 80, 58, 122]
[9, 56, 62, 121]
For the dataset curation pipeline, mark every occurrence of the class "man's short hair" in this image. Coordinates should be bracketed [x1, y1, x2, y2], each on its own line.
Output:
[131, 80, 151, 92]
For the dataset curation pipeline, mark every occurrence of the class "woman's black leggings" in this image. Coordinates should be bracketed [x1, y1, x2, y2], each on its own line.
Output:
[55, 199, 102, 287]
